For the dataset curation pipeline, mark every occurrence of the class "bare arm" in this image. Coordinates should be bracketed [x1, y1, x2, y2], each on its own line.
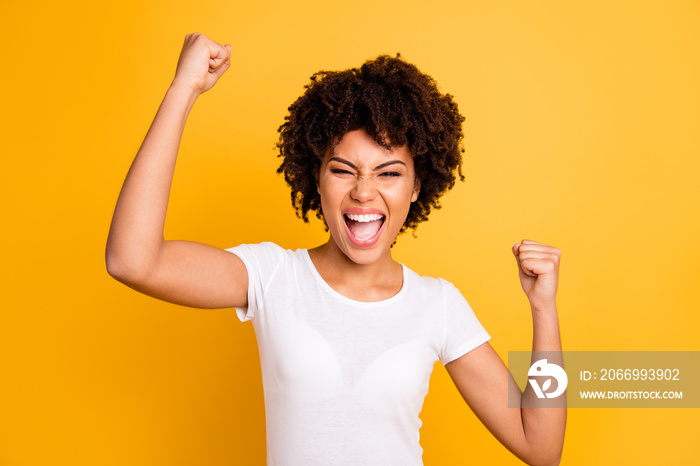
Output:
[446, 240, 566, 466]
[105, 33, 248, 309]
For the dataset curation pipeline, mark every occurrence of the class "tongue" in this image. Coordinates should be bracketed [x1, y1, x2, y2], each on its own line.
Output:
[347, 219, 383, 240]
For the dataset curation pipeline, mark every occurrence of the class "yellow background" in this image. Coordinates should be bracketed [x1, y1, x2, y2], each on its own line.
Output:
[1, 0, 699, 464]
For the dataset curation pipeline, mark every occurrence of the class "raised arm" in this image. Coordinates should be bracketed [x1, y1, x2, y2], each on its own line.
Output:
[105, 33, 248, 309]
[445, 240, 566, 466]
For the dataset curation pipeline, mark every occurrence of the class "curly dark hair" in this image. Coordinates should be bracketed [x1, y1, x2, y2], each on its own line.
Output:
[276, 54, 465, 234]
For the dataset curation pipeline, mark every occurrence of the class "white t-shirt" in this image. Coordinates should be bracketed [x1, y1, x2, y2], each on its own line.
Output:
[228, 242, 490, 465]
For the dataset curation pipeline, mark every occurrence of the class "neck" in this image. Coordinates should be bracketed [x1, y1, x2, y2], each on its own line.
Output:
[308, 239, 403, 302]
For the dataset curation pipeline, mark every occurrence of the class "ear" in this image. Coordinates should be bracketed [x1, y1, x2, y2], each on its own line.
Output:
[411, 178, 421, 203]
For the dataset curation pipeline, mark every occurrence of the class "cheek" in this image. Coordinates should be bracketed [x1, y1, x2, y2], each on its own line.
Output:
[385, 186, 415, 216]
[318, 179, 345, 217]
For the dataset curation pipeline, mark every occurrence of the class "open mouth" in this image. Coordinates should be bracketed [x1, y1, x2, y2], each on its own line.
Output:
[344, 213, 385, 245]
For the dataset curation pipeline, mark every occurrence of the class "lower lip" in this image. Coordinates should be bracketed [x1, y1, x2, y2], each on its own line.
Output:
[344, 217, 386, 248]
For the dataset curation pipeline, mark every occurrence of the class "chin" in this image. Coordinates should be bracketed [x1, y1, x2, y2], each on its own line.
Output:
[346, 245, 388, 264]
[335, 235, 399, 268]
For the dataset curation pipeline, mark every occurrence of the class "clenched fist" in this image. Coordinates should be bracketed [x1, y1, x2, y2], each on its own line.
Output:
[171, 33, 232, 95]
[512, 239, 561, 311]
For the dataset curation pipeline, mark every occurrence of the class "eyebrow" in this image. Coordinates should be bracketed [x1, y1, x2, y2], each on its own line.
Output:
[328, 157, 407, 171]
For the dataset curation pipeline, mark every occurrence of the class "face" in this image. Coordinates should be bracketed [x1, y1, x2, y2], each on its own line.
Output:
[317, 129, 420, 265]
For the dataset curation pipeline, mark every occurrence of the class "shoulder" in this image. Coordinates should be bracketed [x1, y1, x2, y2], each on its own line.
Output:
[402, 265, 466, 303]
[226, 241, 296, 260]
[226, 242, 303, 275]
[226, 241, 286, 254]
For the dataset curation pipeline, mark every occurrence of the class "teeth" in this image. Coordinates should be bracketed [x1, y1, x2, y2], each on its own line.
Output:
[346, 213, 384, 222]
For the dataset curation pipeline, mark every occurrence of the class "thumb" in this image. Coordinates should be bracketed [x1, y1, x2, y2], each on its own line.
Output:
[208, 43, 231, 69]
[209, 44, 232, 80]
[512, 242, 524, 274]
[513, 242, 537, 278]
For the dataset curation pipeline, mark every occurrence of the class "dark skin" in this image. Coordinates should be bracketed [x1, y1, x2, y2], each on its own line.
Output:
[106, 33, 565, 466]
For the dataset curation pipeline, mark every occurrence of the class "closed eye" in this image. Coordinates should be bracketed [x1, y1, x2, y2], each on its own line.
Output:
[330, 168, 354, 175]
[379, 171, 401, 177]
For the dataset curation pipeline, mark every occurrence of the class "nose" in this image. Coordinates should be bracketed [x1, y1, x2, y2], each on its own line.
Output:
[350, 175, 378, 203]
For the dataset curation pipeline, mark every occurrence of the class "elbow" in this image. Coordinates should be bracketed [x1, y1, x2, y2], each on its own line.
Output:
[522, 445, 563, 466]
[520, 411, 566, 466]
[539, 457, 562, 466]
[105, 246, 151, 286]
[530, 455, 562, 466]
[105, 251, 132, 284]
[105, 252, 126, 283]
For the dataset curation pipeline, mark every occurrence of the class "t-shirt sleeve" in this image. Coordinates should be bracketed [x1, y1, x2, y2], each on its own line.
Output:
[225, 242, 285, 323]
[439, 280, 491, 365]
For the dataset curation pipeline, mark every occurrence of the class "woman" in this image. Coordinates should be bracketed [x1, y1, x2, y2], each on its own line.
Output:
[106, 33, 566, 465]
